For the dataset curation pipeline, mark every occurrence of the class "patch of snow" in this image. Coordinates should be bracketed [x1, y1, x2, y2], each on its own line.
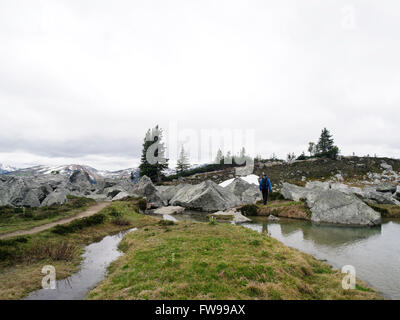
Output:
[219, 174, 260, 188]
[0, 163, 18, 172]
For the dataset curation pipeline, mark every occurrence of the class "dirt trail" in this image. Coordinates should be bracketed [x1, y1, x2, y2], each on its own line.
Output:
[0, 202, 111, 240]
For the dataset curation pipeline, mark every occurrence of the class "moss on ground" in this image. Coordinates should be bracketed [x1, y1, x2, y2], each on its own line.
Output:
[88, 221, 382, 300]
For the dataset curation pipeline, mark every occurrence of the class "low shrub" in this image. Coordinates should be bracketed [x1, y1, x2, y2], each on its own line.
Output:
[52, 213, 106, 235]
[137, 198, 147, 211]
[111, 217, 131, 226]
[0, 237, 28, 247]
[268, 192, 285, 201]
[25, 241, 78, 262]
[66, 195, 96, 209]
[109, 207, 122, 217]
[158, 220, 175, 226]
[240, 204, 258, 216]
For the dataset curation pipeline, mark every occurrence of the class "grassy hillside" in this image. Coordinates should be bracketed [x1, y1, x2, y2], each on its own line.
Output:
[161, 156, 400, 190]
[88, 220, 381, 300]
[254, 156, 400, 189]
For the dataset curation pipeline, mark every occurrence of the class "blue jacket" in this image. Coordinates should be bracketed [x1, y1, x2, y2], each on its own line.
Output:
[259, 176, 272, 192]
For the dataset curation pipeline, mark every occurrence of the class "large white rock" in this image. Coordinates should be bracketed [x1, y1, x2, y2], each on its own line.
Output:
[153, 206, 185, 215]
[156, 184, 192, 204]
[41, 190, 67, 206]
[307, 190, 381, 226]
[381, 161, 393, 171]
[224, 178, 252, 198]
[305, 181, 330, 190]
[132, 176, 167, 208]
[361, 187, 400, 205]
[241, 186, 263, 204]
[112, 191, 130, 201]
[170, 180, 241, 212]
[223, 177, 262, 205]
[280, 183, 312, 201]
[211, 209, 251, 224]
[280, 182, 382, 226]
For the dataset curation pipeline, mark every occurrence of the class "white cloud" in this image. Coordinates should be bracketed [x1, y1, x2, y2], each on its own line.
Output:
[0, 0, 399, 170]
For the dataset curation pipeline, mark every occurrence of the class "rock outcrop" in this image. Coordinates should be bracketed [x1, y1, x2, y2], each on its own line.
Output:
[41, 190, 68, 206]
[280, 183, 312, 201]
[0, 170, 136, 208]
[210, 209, 251, 224]
[156, 184, 192, 204]
[153, 206, 185, 215]
[396, 186, 400, 200]
[224, 178, 262, 205]
[224, 178, 252, 198]
[268, 215, 280, 221]
[111, 191, 130, 201]
[170, 180, 241, 212]
[132, 176, 166, 208]
[280, 182, 382, 226]
[306, 190, 381, 226]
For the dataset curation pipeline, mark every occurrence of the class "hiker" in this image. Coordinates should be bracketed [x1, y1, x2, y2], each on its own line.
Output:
[259, 172, 272, 205]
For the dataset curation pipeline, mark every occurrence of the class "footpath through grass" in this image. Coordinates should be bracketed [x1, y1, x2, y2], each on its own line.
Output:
[88, 220, 382, 300]
[0, 200, 158, 300]
[0, 196, 97, 235]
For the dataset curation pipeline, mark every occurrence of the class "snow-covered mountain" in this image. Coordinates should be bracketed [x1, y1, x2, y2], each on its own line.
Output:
[0, 164, 18, 174]
[8, 164, 139, 181]
[3, 162, 209, 180]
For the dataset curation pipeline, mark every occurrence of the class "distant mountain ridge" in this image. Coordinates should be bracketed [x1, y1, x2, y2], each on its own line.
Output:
[0, 162, 208, 179]
[0, 164, 18, 174]
[2, 164, 139, 181]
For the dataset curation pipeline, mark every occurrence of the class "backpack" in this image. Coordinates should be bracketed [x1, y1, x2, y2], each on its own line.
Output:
[261, 177, 268, 189]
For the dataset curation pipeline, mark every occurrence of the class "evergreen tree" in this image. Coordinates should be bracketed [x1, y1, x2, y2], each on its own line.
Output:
[176, 145, 190, 174]
[139, 125, 169, 182]
[287, 152, 296, 163]
[225, 151, 232, 164]
[316, 128, 334, 153]
[308, 142, 316, 156]
[315, 128, 340, 159]
[297, 151, 306, 160]
[215, 148, 224, 164]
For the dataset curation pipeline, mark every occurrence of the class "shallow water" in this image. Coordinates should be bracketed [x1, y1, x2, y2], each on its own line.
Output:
[25, 228, 137, 300]
[242, 218, 400, 299]
[169, 213, 400, 300]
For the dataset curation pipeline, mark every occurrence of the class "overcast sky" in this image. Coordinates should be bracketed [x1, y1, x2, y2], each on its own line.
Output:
[0, 0, 399, 170]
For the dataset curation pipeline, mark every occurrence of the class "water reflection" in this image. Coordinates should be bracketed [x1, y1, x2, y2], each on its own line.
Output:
[249, 217, 382, 247]
[25, 228, 137, 300]
[244, 217, 400, 300]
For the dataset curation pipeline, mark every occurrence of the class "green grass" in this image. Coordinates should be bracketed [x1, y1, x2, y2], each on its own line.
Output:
[256, 201, 312, 220]
[0, 196, 96, 235]
[88, 221, 382, 300]
[0, 200, 159, 300]
[366, 203, 400, 218]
